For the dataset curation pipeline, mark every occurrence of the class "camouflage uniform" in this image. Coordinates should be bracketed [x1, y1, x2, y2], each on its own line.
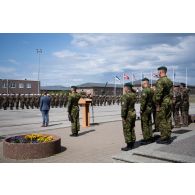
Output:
[180, 88, 190, 126]
[15, 94, 20, 109]
[51, 95, 55, 108]
[20, 94, 25, 109]
[9, 94, 15, 110]
[25, 94, 30, 109]
[34, 95, 40, 109]
[154, 76, 173, 140]
[59, 94, 64, 108]
[140, 87, 153, 141]
[2, 94, 8, 110]
[121, 92, 136, 144]
[68, 92, 81, 135]
[172, 88, 182, 127]
[30, 95, 35, 109]
[0, 94, 3, 109]
[55, 94, 59, 108]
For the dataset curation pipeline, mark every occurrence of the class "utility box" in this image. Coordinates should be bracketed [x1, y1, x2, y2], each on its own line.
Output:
[79, 98, 92, 127]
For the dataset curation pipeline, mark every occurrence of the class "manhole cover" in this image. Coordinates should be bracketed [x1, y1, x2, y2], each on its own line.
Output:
[173, 129, 192, 134]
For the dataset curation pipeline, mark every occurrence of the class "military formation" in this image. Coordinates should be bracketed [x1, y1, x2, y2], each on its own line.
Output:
[91, 95, 121, 106]
[0, 93, 69, 110]
[120, 66, 190, 151]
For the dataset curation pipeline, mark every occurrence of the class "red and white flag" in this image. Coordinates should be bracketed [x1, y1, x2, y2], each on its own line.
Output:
[123, 73, 130, 80]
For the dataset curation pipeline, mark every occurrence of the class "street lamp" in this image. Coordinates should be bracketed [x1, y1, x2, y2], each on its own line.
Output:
[36, 49, 43, 94]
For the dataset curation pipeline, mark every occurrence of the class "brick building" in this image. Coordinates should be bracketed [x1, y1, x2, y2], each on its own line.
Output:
[0, 79, 40, 94]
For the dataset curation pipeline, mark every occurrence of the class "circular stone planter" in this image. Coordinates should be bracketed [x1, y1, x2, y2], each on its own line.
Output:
[3, 134, 61, 160]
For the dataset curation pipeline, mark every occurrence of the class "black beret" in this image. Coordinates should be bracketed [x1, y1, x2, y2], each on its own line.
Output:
[124, 82, 133, 88]
[71, 86, 77, 89]
[158, 66, 167, 71]
[142, 77, 149, 82]
[180, 83, 186, 87]
[174, 84, 180, 87]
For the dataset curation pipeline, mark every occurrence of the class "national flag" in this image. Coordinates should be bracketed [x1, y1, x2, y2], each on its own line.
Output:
[123, 73, 130, 80]
[152, 72, 159, 78]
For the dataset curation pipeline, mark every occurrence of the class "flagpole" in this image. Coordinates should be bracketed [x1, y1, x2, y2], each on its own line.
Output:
[114, 77, 116, 96]
[150, 72, 153, 87]
[172, 67, 175, 86]
[186, 67, 188, 88]
[122, 73, 124, 95]
[141, 72, 142, 91]
[131, 72, 133, 85]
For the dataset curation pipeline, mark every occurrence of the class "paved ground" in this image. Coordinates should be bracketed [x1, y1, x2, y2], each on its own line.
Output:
[0, 120, 143, 163]
[1, 103, 195, 163]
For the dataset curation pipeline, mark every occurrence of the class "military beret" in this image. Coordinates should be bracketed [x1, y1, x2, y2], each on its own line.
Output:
[124, 82, 133, 88]
[174, 84, 180, 87]
[71, 86, 77, 89]
[158, 66, 167, 71]
[180, 83, 186, 87]
[142, 77, 149, 82]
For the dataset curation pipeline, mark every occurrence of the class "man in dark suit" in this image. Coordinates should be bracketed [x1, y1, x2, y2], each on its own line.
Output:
[40, 91, 51, 127]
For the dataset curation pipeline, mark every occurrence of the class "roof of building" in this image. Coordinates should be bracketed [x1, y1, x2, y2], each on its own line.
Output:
[77, 82, 123, 88]
[41, 86, 70, 91]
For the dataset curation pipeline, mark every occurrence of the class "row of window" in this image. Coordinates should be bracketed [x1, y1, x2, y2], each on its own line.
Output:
[1, 83, 32, 89]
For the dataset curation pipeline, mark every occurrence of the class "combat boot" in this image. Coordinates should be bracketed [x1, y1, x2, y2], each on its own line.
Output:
[121, 142, 134, 151]
[156, 137, 172, 144]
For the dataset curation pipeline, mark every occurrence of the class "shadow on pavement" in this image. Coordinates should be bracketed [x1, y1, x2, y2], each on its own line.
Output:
[79, 129, 96, 136]
[61, 146, 67, 153]
[47, 123, 63, 127]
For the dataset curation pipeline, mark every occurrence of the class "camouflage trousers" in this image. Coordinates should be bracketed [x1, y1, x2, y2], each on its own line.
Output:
[71, 106, 80, 134]
[173, 105, 181, 127]
[141, 110, 153, 140]
[122, 110, 136, 144]
[181, 103, 189, 126]
[156, 104, 172, 140]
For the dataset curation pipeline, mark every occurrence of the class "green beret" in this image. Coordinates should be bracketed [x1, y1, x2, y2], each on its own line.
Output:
[124, 82, 133, 88]
[158, 66, 167, 72]
[142, 77, 149, 82]
[71, 86, 77, 89]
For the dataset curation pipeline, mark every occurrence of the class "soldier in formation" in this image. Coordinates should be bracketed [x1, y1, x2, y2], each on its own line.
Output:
[121, 83, 137, 151]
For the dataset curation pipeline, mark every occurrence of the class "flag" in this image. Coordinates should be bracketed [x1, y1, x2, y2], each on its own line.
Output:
[123, 73, 130, 80]
[174, 72, 176, 79]
[152, 72, 159, 78]
[115, 76, 120, 81]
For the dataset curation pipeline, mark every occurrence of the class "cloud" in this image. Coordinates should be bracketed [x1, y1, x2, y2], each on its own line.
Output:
[0, 66, 15, 73]
[8, 59, 19, 65]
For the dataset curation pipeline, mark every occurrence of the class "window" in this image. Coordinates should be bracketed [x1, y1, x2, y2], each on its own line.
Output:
[19, 83, 24, 88]
[26, 83, 32, 88]
[10, 82, 16, 88]
[3, 82, 7, 88]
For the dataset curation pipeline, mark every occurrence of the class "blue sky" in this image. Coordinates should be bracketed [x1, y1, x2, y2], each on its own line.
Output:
[0, 33, 195, 86]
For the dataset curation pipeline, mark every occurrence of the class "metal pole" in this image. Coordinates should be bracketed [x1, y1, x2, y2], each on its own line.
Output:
[7, 79, 8, 94]
[150, 72, 153, 87]
[186, 67, 188, 88]
[172, 67, 175, 86]
[36, 49, 42, 94]
[114, 77, 116, 96]
[122, 73, 124, 94]
[141, 72, 143, 91]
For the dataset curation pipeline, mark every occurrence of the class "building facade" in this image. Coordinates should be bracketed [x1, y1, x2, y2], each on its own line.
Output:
[0, 79, 40, 94]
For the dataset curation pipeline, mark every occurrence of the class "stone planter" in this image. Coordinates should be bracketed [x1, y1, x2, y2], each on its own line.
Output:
[3, 134, 61, 160]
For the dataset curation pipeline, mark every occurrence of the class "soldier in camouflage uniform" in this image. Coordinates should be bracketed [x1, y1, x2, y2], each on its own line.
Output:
[172, 85, 182, 128]
[140, 78, 153, 145]
[50, 94, 55, 108]
[20, 94, 25, 109]
[25, 94, 30, 109]
[15, 94, 20, 109]
[0, 94, 3, 109]
[64, 94, 68, 107]
[2, 94, 8, 110]
[68, 86, 82, 137]
[121, 83, 137, 151]
[30, 94, 35, 109]
[55, 94, 59, 108]
[154, 66, 173, 144]
[180, 83, 190, 127]
[9, 94, 15, 110]
[151, 86, 158, 132]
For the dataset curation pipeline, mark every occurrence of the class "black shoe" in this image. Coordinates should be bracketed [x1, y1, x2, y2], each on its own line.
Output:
[121, 142, 134, 151]
[70, 133, 78, 137]
[140, 139, 149, 145]
[156, 138, 172, 144]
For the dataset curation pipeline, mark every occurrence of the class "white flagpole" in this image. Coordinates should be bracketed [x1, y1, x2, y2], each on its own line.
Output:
[131, 72, 133, 85]
[114, 77, 116, 96]
[172, 67, 175, 86]
[141, 72, 143, 91]
[151, 71, 153, 87]
[123, 73, 125, 95]
[186, 67, 188, 88]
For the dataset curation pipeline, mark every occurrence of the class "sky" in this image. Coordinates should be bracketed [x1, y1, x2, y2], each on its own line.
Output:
[0, 33, 195, 86]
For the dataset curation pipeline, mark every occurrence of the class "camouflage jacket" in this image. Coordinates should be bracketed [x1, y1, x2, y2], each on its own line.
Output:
[140, 87, 153, 112]
[67, 92, 81, 113]
[121, 92, 136, 119]
[181, 88, 190, 103]
[154, 76, 173, 106]
[173, 91, 181, 105]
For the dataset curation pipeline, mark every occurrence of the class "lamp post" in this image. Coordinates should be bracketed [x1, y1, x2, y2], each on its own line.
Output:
[36, 49, 42, 94]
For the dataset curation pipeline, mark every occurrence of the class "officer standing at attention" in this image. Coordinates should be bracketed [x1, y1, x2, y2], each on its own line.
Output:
[140, 78, 153, 145]
[121, 83, 136, 151]
[154, 66, 173, 144]
[67, 86, 81, 137]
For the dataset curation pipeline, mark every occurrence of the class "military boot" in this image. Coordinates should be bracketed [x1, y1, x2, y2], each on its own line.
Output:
[121, 142, 134, 151]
